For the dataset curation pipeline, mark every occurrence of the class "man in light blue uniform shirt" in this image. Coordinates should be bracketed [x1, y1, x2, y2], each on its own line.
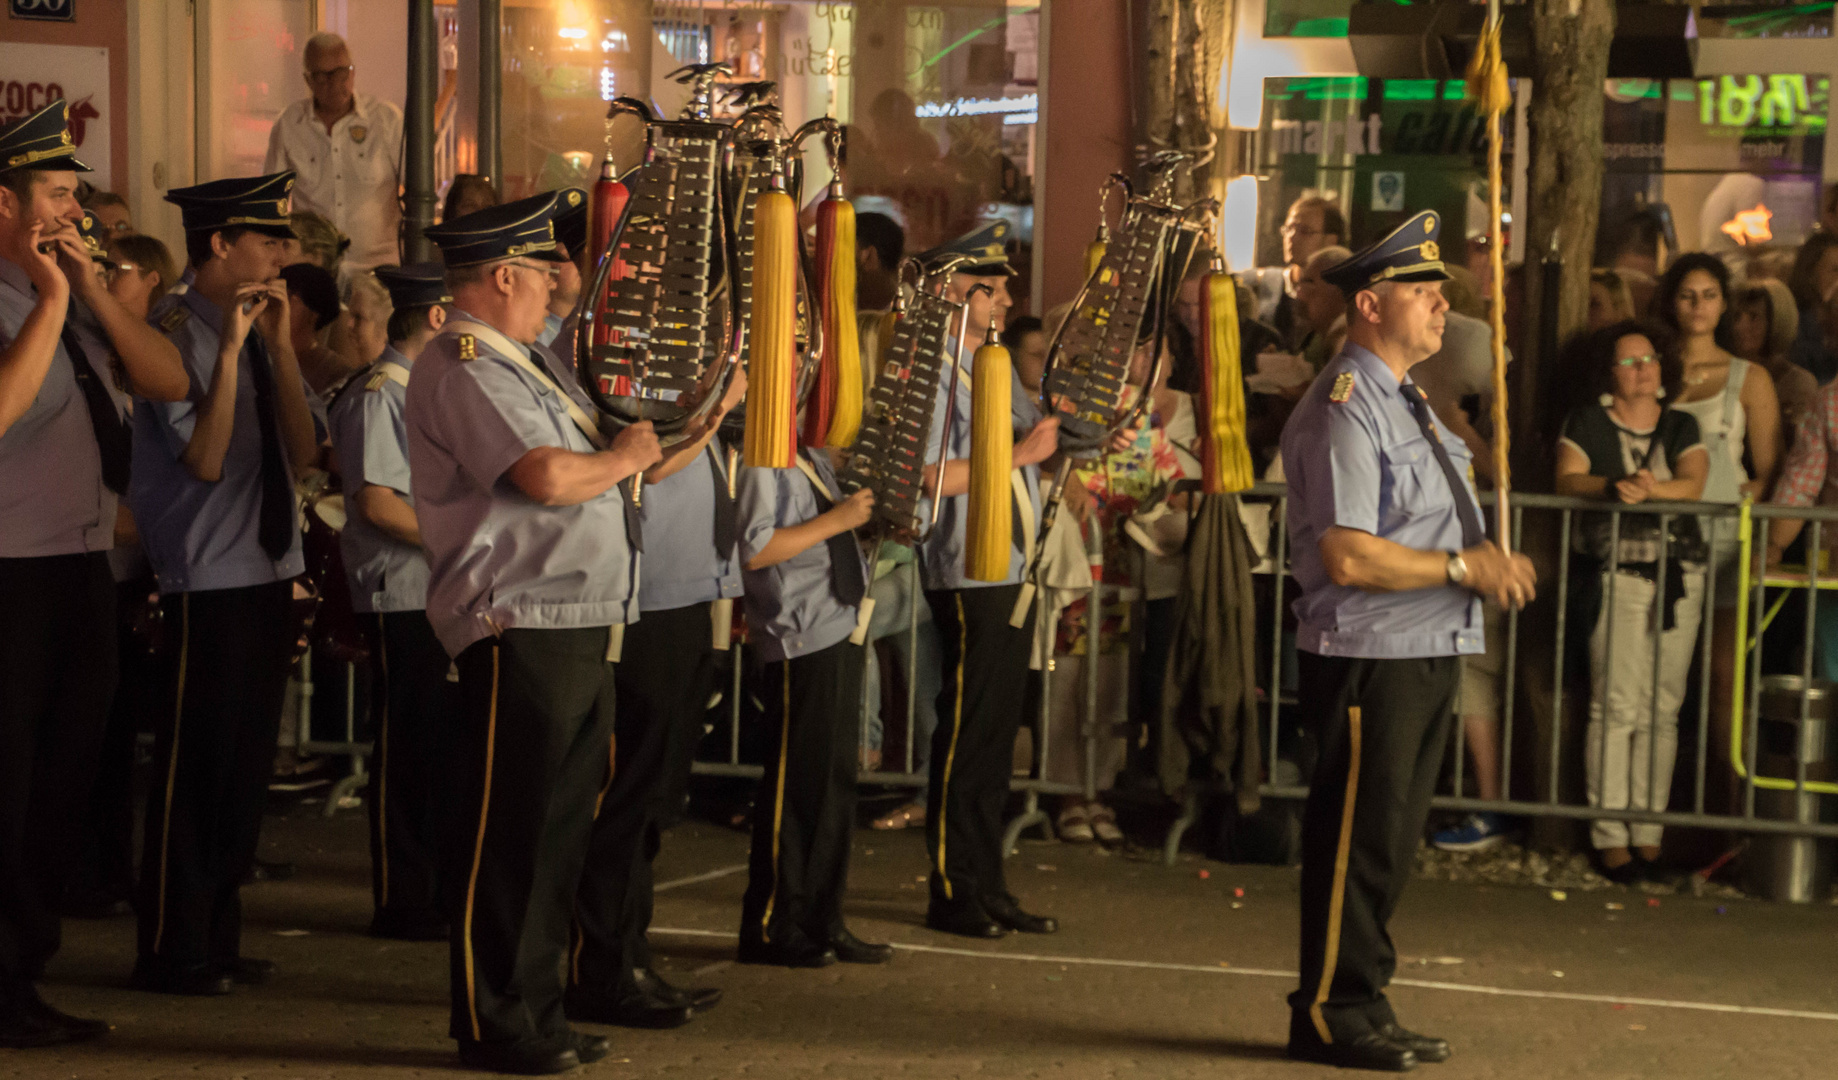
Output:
[1278, 211, 1534, 1072]
[129, 171, 320, 1001]
[911, 222, 1062, 941]
[733, 445, 890, 968]
[0, 99, 189, 1048]
[407, 190, 707, 1076]
[326, 262, 454, 944]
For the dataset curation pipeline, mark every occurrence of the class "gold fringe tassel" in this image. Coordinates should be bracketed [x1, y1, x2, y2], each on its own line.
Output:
[744, 190, 799, 469]
[1198, 272, 1254, 494]
[965, 337, 1014, 581]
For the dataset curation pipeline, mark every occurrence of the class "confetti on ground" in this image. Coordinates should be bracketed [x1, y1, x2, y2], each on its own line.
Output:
[1647, 898, 1661, 908]
[1197, 869, 1210, 879]
[273, 929, 310, 937]
[1230, 902, 1244, 910]
[1629, 1025, 1646, 1032]
[1716, 906, 1728, 915]
[1218, 961, 1231, 968]
[1036, 864, 1057, 872]
[1605, 902, 1624, 910]
[1427, 957, 1464, 966]
[1550, 889, 1568, 901]
[1552, 971, 1565, 978]
[1234, 887, 1245, 898]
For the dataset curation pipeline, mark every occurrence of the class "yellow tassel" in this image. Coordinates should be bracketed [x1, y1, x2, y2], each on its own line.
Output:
[1200, 272, 1254, 494]
[820, 198, 863, 448]
[744, 190, 798, 469]
[1084, 238, 1107, 282]
[964, 338, 1014, 582]
[1463, 22, 1511, 116]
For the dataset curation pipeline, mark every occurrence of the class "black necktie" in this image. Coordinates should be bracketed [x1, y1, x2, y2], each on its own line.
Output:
[1403, 382, 1484, 549]
[60, 326, 131, 494]
[803, 454, 867, 607]
[244, 334, 298, 561]
[710, 445, 737, 561]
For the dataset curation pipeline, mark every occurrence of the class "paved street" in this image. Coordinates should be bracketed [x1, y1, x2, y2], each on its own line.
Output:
[12, 806, 1838, 1079]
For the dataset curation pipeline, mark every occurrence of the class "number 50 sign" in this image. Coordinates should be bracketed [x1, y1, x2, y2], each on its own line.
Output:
[10, 0, 75, 22]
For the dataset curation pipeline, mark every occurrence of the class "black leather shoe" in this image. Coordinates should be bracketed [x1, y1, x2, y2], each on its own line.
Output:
[221, 957, 275, 985]
[925, 902, 1007, 939]
[829, 928, 894, 964]
[130, 959, 233, 997]
[572, 1030, 611, 1064]
[369, 909, 450, 942]
[1288, 1030, 1418, 1072]
[564, 984, 693, 1029]
[24, 995, 109, 1043]
[457, 1040, 581, 1075]
[636, 967, 721, 1011]
[736, 938, 838, 968]
[984, 894, 1058, 934]
[1375, 1022, 1450, 1063]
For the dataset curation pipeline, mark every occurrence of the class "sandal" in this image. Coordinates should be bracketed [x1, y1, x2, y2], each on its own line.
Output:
[871, 801, 927, 831]
[1089, 805, 1123, 846]
[1056, 803, 1095, 843]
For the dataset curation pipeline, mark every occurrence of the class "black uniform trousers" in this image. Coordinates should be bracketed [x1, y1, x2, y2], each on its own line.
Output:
[1287, 651, 1458, 1043]
[739, 638, 867, 950]
[445, 627, 615, 1052]
[368, 610, 459, 926]
[569, 601, 718, 999]
[922, 584, 1034, 909]
[0, 553, 115, 1010]
[135, 580, 295, 973]
[68, 577, 159, 912]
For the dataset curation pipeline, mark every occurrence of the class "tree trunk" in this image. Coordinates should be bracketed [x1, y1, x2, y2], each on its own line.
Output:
[1519, 0, 1615, 460]
[1140, 0, 1233, 203]
[1516, 0, 1615, 850]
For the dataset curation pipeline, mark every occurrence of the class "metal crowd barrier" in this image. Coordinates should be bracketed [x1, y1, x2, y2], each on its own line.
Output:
[292, 482, 1838, 858]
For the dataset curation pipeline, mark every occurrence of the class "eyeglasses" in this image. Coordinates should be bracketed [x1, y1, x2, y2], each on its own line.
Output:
[504, 260, 561, 281]
[1281, 224, 1324, 238]
[1615, 353, 1659, 367]
[305, 65, 354, 83]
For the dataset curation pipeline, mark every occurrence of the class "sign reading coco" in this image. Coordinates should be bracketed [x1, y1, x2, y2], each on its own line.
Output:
[0, 43, 109, 188]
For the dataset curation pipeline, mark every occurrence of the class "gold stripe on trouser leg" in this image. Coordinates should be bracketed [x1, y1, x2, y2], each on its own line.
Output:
[934, 594, 969, 901]
[151, 593, 192, 955]
[760, 661, 792, 940]
[573, 728, 619, 986]
[1310, 705, 1363, 1044]
[376, 614, 390, 907]
[462, 646, 502, 1041]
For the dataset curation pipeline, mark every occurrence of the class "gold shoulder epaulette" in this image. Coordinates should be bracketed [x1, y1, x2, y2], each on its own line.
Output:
[159, 306, 190, 333]
[1329, 371, 1355, 403]
[365, 371, 388, 392]
[458, 333, 477, 361]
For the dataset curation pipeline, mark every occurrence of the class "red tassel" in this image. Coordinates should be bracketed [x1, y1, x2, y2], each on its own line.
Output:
[591, 161, 631, 391]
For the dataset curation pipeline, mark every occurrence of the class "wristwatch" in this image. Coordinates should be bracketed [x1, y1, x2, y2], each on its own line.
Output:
[1445, 551, 1469, 586]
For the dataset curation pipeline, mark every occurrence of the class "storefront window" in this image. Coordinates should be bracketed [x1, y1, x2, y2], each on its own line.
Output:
[199, 0, 315, 182]
[1699, 2, 1833, 40]
[435, 1, 1039, 304]
[1253, 76, 1516, 281]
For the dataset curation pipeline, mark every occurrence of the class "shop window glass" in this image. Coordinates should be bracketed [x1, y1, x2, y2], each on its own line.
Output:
[199, 0, 315, 182]
[1699, 2, 1833, 40]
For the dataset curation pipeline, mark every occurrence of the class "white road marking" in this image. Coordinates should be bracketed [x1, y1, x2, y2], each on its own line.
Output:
[650, 927, 1838, 1022]
[654, 865, 748, 893]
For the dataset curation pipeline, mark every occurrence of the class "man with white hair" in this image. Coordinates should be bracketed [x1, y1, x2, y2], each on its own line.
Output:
[264, 32, 403, 273]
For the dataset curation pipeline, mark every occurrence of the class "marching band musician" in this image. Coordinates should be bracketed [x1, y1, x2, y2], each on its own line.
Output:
[564, 242, 744, 1030]
[0, 99, 188, 1047]
[733, 443, 891, 969]
[325, 262, 454, 943]
[1279, 211, 1535, 1071]
[914, 222, 1063, 939]
[130, 171, 319, 1000]
[406, 190, 704, 1075]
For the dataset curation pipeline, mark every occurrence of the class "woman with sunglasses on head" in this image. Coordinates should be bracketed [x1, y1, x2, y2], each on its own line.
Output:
[1555, 321, 1708, 884]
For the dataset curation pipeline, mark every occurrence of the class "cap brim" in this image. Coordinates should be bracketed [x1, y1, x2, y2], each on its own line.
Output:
[526, 248, 570, 263]
[13, 154, 91, 173]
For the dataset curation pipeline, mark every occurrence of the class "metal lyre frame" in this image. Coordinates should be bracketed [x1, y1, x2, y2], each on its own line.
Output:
[836, 253, 975, 559]
[1025, 150, 1214, 584]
